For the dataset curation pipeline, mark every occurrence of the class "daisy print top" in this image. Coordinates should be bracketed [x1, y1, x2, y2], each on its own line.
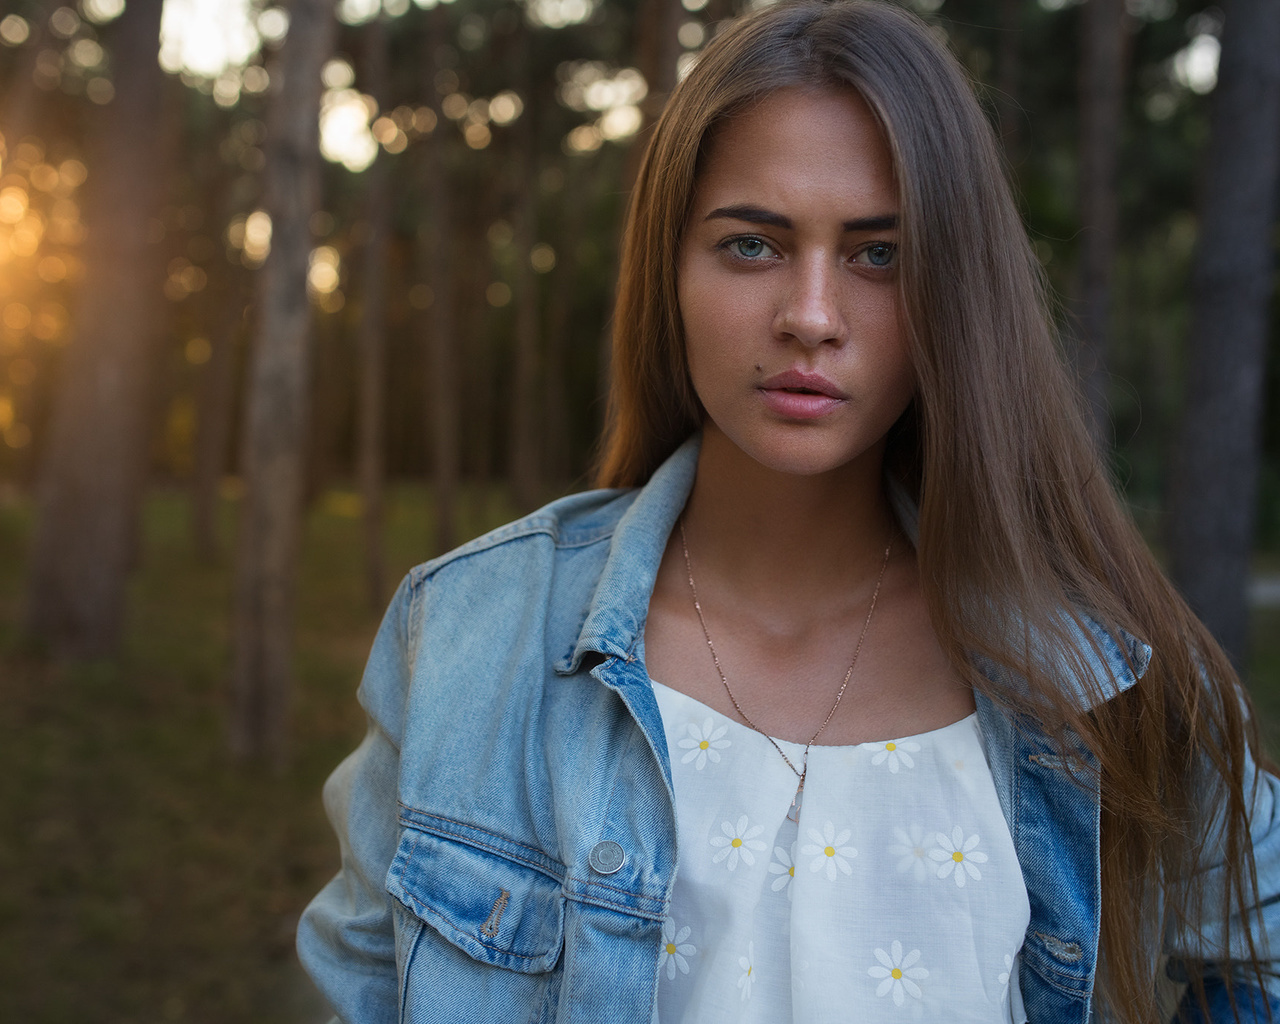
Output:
[651, 680, 1030, 1024]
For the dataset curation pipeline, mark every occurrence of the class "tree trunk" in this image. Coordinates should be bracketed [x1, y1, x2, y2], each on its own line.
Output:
[357, 14, 391, 609]
[24, 0, 167, 658]
[0, 0, 59, 145]
[191, 273, 246, 563]
[1168, 0, 1280, 669]
[303, 291, 346, 505]
[543, 157, 588, 484]
[422, 6, 459, 553]
[597, 0, 684, 404]
[1074, 0, 1128, 441]
[509, 21, 541, 511]
[229, 0, 334, 764]
[995, 0, 1024, 165]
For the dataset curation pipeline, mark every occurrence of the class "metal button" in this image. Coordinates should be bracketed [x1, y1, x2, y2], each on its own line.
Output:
[588, 840, 625, 875]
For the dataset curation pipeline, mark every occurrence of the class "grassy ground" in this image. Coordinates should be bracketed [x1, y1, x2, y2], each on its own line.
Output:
[0, 485, 1277, 1022]
[0, 484, 519, 1024]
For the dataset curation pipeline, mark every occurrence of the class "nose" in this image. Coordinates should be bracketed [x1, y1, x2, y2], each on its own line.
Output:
[772, 254, 844, 347]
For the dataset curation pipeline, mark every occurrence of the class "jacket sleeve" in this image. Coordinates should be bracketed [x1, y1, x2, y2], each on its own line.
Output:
[1166, 733, 1280, 1022]
[296, 574, 420, 1024]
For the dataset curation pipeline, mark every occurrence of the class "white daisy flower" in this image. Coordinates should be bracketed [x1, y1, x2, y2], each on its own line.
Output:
[868, 738, 920, 773]
[800, 821, 857, 880]
[658, 918, 696, 980]
[998, 953, 1014, 989]
[677, 717, 731, 770]
[710, 814, 767, 870]
[928, 825, 988, 886]
[768, 842, 797, 898]
[887, 824, 934, 881]
[737, 941, 755, 1001]
[868, 940, 928, 1006]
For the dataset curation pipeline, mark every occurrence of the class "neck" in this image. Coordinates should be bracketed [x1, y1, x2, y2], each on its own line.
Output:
[680, 425, 899, 609]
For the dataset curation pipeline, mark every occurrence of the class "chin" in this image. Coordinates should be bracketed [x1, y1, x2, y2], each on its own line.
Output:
[721, 427, 878, 480]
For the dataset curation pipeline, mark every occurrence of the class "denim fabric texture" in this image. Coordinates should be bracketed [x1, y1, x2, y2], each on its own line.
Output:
[297, 434, 1280, 1024]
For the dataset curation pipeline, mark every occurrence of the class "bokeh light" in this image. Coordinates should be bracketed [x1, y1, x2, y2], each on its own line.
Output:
[489, 91, 523, 126]
[530, 243, 556, 273]
[0, 15, 30, 45]
[229, 210, 272, 265]
[1173, 34, 1220, 95]
[81, 0, 127, 24]
[558, 63, 647, 149]
[307, 245, 341, 296]
[525, 0, 596, 28]
[50, 8, 81, 39]
[320, 88, 378, 172]
[185, 337, 212, 365]
[160, 0, 261, 79]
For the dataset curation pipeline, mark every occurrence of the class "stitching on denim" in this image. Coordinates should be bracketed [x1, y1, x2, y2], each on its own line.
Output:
[398, 816, 669, 913]
[406, 892, 554, 963]
[1023, 942, 1093, 989]
[568, 874, 663, 902]
[407, 513, 617, 585]
[415, 820, 563, 881]
[562, 889, 668, 920]
[413, 810, 552, 861]
[399, 808, 566, 877]
[408, 578, 426, 664]
[480, 889, 511, 937]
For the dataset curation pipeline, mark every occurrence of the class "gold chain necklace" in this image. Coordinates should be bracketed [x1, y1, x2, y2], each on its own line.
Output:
[678, 520, 891, 821]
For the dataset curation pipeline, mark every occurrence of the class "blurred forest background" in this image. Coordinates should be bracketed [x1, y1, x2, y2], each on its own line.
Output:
[0, 0, 1276, 1018]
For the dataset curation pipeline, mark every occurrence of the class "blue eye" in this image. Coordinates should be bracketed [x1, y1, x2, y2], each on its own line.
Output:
[728, 236, 772, 259]
[863, 243, 897, 268]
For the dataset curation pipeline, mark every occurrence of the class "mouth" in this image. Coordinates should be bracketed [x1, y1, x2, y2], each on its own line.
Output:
[758, 369, 849, 400]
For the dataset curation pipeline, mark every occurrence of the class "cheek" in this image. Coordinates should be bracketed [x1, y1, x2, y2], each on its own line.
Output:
[679, 265, 763, 368]
[862, 295, 913, 392]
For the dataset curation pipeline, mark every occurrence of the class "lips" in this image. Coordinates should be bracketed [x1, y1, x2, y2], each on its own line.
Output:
[757, 369, 848, 419]
[759, 369, 849, 399]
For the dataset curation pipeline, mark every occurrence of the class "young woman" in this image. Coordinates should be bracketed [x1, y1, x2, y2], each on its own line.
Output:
[298, 2, 1280, 1021]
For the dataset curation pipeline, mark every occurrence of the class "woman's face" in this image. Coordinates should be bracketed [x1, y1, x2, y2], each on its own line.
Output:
[678, 86, 914, 479]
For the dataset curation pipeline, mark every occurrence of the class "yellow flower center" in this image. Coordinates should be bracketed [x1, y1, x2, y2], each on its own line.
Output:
[892, 968, 902, 979]
[953, 851, 964, 862]
[886, 742, 896, 751]
[824, 846, 835, 857]
[747, 965, 752, 976]
[731, 837, 742, 848]
[699, 740, 709, 750]
[788, 866, 795, 877]
[666, 943, 676, 955]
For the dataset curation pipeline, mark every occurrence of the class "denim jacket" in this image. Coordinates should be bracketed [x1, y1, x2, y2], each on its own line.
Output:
[298, 435, 1280, 1023]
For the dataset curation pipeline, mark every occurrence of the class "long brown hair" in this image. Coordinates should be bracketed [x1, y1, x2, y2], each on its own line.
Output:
[597, 1, 1268, 1018]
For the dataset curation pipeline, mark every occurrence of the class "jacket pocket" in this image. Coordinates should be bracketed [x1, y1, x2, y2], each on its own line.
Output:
[385, 819, 566, 975]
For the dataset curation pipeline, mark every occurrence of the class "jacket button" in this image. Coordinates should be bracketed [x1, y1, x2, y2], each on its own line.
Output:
[588, 840, 625, 875]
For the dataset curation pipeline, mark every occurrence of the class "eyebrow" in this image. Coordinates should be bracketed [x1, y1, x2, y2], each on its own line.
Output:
[704, 204, 898, 232]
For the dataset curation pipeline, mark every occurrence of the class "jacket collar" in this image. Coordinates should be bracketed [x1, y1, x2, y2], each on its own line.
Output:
[561, 432, 1150, 708]
[558, 434, 702, 673]
[886, 476, 1151, 708]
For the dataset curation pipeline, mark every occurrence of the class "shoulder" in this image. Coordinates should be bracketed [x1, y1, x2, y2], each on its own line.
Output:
[404, 486, 639, 591]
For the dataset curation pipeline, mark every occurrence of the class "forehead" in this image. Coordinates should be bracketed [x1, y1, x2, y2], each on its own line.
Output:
[691, 86, 897, 219]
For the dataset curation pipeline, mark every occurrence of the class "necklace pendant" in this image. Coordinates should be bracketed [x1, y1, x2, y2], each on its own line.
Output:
[787, 780, 804, 822]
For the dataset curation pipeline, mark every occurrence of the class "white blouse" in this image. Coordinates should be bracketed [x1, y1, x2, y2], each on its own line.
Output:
[651, 680, 1030, 1024]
